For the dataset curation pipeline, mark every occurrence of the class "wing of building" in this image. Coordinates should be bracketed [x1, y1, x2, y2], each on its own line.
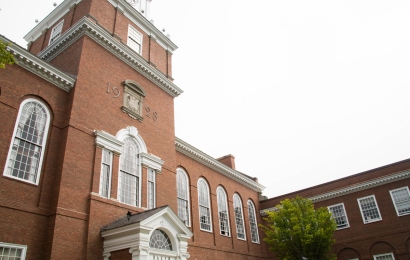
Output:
[0, 0, 409, 260]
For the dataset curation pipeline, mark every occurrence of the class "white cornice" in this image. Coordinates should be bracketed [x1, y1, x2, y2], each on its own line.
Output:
[37, 17, 183, 97]
[175, 137, 265, 192]
[24, 0, 83, 43]
[95, 130, 124, 154]
[1, 36, 76, 92]
[106, 0, 177, 52]
[140, 152, 164, 173]
[260, 169, 410, 215]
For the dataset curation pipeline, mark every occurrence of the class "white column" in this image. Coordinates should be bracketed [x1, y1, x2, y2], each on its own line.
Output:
[130, 246, 150, 260]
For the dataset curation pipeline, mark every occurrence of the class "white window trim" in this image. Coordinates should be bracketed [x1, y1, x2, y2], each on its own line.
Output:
[115, 127, 147, 208]
[0, 242, 27, 259]
[127, 24, 143, 54]
[99, 149, 113, 198]
[147, 168, 156, 209]
[118, 137, 141, 207]
[49, 20, 64, 45]
[233, 193, 246, 241]
[247, 200, 260, 243]
[216, 186, 231, 237]
[389, 186, 410, 216]
[373, 252, 395, 260]
[357, 195, 382, 224]
[176, 168, 191, 227]
[197, 178, 212, 232]
[328, 202, 350, 230]
[3, 98, 51, 186]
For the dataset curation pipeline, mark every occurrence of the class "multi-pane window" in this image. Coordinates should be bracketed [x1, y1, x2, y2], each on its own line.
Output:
[328, 203, 349, 229]
[99, 149, 112, 198]
[374, 253, 395, 260]
[176, 168, 190, 226]
[3, 99, 50, 185]
[127, 25, 142, 54]
[149, 229, 172, 251]
[49, 20, 64, 45]
[147, 168, 155, 209]
[216, 187, 230, 236]
[389, 186, 410, 216]
[198, 178, 212, 231]
[233, 194, 246, 240]
[357, 195, 382, 223]
[247, 200, 259, 243]
[119, 138, 140, 207]
[0, 242, 27, 260]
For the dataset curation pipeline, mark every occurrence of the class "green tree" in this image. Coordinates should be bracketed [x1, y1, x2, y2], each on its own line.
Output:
[0, 40, 16, 68]
[261, 196, 336, 260]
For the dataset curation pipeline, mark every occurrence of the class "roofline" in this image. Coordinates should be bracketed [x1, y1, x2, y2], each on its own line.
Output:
[175, 137, 265, 192]
[37, 17, 182, 97]
[1, 35, 76, 92]
[261, 157, 410, 202]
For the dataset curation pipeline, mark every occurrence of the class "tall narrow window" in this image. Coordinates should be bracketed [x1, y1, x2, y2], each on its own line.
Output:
[247, 200, 259, 243]
[177, 168, 190, 226]
[389, 186, 410, 216]
[328, 203, 350, 229]
[217, 187, 230, 236]
[127, 25, 142, 54]
[49, 20, 64, 45]
[99, 149, 112, 198]
[147, 168, 155, 209]
[3, 99, 50, 185]
[198, 178, 212, 231]
[233, 194, 246, 240]
[119, 138, 140, 207]
[0, 242, 27, 260]
[357, 195, 382, 223]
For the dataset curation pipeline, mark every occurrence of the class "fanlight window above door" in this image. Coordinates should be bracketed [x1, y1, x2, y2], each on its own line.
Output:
[149, 229, 172, 251]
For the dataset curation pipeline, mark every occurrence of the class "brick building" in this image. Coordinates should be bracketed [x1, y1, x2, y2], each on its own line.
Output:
[0, 0, 268, 259]
[1, 0, 410, 260]
[260, 159, 410, 260]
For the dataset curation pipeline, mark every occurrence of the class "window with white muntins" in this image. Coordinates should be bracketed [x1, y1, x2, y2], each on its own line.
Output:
[373, 253, 395, 260]
[357, 195, 382, 223]
[389, 186, 410, 216]
[49, 20, 64, 45]
[127, 25, 142, 54]
[3, 99, 51, 185]
[0, 242, 27, 260]
[198, 178, 212, 232]
[248, 200, 260, 243]
[99, 149, 113, 198]
[233, 194, 246, 240]
[328, 203, 350, 229]
[177, 168, 190, 226]
[217, 187, 230, 236]
[147, 168, 156, 209]
[119, 138, 140, 207]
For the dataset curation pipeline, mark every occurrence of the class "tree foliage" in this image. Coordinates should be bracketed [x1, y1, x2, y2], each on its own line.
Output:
[0, 40, 16, 69]
[261, 196, 336, 260]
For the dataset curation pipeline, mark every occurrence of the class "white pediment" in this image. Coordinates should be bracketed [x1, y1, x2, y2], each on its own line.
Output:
[101, 206, 192, 260]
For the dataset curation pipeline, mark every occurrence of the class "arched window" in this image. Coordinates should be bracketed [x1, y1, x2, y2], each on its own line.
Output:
[217, 187, 230, 236]
[149, 229, 172, 251]
[3, 99, 51, 185]
[233, 194, 246, 240]
[118, 138, 140, 206]
[198, 178, 212, 231]
[247, 200, 260, 243]
[176, 168, 190, 226]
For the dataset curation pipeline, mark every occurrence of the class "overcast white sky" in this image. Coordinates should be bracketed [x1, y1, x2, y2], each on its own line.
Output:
[1, 0, 410, 198]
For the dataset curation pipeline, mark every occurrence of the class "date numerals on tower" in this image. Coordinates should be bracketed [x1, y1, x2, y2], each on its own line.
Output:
[145, 107, 158, 121]
[106, 83, 120, 98]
